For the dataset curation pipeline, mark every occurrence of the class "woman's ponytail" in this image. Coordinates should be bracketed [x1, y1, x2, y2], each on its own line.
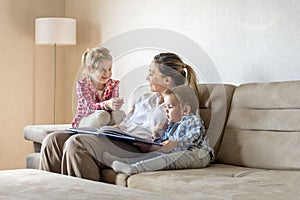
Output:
[184, 64, 201, 102]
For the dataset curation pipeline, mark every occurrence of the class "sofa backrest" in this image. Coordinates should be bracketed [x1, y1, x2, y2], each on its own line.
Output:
[198, 84, 236, 156]
[217, 80, 300, 169]
[130, 83, 236, 156]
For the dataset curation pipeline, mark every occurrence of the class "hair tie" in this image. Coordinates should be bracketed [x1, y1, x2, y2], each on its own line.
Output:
[93, 52, 99, 57]
[93, 51, 104, 57]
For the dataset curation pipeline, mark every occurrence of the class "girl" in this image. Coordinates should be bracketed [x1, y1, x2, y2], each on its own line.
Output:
[72, 47, 125, 128]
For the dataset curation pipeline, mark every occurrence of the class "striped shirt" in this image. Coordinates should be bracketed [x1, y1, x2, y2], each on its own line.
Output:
[72, 77, 119, 128]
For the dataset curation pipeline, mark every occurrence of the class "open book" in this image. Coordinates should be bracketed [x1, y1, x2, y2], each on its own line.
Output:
[66, 126, 162, 146]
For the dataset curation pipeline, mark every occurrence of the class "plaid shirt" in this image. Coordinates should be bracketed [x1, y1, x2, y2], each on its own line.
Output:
[155, 113, 215, 160]
[72, 77, 120, 128]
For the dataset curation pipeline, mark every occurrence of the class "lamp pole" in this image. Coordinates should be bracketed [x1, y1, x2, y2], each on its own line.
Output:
[54, 43, 57, 124]
[35, 17, 76, 124]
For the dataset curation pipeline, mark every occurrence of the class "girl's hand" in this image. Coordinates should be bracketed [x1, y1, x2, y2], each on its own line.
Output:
[159, 140, 179, 153]
[105, 97, 124, 110]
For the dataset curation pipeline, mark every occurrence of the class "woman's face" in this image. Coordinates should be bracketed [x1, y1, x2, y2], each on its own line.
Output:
[89, 60, 112, 86]
[146, 61, 169, 93]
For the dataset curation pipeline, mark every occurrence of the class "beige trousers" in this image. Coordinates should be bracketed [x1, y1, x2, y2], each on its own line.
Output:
[39, 131, 143, 181]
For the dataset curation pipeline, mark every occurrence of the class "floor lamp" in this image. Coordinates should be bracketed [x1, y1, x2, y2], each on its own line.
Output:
[35, 17, 76, 124]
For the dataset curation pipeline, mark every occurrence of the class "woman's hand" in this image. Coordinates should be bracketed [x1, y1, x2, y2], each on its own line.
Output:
[112, 125, 123, 130]
[159, 140, 179, 153]
[105, 97, 124, 110]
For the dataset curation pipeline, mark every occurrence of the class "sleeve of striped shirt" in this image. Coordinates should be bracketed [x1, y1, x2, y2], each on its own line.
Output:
[174, 117, 204, 149]
[111, 81, 119, 98]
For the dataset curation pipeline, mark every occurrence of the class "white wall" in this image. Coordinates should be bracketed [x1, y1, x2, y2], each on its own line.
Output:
[66, 0, 300, 84]
[65, 0, 300, 115]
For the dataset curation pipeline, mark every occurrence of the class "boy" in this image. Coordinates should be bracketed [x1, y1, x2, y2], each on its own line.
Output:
[104, 85, 214, 175]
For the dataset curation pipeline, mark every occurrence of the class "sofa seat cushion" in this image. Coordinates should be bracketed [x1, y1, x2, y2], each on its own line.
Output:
[26, 153, 40, 169]
[127, 164, 300, 199]
[0, 169, 168, 200]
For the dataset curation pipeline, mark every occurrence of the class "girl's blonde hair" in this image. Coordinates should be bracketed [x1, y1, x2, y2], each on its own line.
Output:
[153, 53, 201, 101]
[81, 47, 112, 75]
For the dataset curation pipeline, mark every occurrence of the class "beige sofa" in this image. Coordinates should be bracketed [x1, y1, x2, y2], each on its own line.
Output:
[23, 80, 300, 199]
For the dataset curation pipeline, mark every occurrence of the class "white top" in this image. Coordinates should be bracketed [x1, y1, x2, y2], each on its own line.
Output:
[119, 93, 166, 139]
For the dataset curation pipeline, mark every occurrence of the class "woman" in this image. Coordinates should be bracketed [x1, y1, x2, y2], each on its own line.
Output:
[39, 52, 201, 181]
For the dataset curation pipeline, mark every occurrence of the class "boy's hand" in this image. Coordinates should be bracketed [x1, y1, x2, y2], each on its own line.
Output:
[105, 97, 124, 110]
[152, 122, 168, 139]
[159, 140, 179, 153]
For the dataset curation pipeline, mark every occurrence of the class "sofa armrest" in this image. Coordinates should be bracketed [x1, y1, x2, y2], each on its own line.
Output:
[23, 124, 71, 152]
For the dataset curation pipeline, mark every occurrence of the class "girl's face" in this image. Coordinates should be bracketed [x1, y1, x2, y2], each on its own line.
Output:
[89, 60, 112, 86]
[164, 94, 183, 123]
[146, 61, 169, 93]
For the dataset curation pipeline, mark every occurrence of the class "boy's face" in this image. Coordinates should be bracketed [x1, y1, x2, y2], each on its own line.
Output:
[164, 94, 183, 123]
[90, 60, 112, 85]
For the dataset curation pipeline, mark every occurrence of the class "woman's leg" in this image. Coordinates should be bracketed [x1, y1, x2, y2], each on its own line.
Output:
[61, 134, 144, 181]
[39, 131, 72, 173]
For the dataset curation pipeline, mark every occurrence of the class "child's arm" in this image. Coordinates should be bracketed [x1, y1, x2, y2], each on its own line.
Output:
[173, 116, 205, 150]
[159, 140, 179, 153]
[77, 79, 123, 111]
[152, 122, 168, 139]
[103, 80, 124, 110]
[110, 80, 119, 98]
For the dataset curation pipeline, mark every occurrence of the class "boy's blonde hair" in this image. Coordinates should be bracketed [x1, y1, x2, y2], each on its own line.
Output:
[164, 85, 199, 115]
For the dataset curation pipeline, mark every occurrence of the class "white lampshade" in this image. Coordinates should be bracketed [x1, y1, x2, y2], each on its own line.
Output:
[35, 17, 76, 45]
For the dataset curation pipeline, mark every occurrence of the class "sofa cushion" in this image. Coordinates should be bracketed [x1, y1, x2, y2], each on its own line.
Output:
[26, 153, 40, 169]
[217, 80, 300, 169]
[0, 169, 168, 200]
[127, 164, 300, 199]
[198, 84, 236, 156]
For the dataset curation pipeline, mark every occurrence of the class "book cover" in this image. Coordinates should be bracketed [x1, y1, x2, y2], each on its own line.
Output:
[66, 126, 162, 146]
